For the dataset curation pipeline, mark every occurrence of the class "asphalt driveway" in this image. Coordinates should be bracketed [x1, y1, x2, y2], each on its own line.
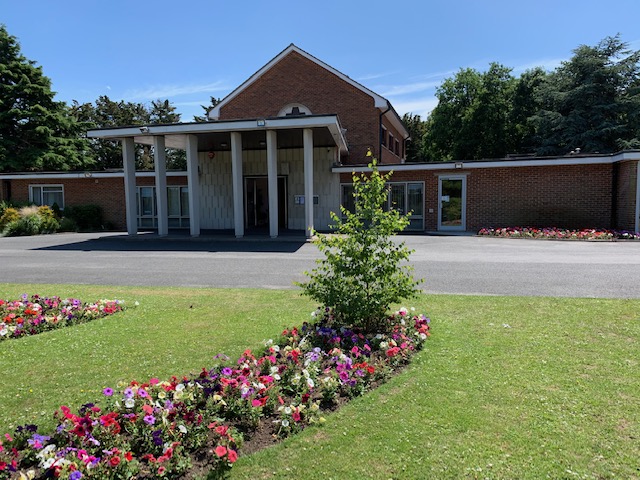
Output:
[1, 232, 639, 298]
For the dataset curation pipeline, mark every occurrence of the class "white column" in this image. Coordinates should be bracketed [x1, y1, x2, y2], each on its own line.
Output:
[231, 132, 244, 238]
[154, 136, 168, 236]
[303, 128, 314, 237]
[122, 137, 138, 236]
[266, 130, 278, 238]
[186, 134, 200, 237]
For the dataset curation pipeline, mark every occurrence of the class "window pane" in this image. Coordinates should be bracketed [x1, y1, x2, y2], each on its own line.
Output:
[341, 185, 355, 213]
[389, 184, 405, 213]
[168, 187, 180, 216]
[181, 187, 189, 216]
[31, 187, 42, 205]
[140, 187, 155, 216]
[408, 183, 423, 216]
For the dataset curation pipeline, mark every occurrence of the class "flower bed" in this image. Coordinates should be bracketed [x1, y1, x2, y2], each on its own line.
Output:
[0, 307, 430, 479]
[478, 226, 640, 240]
[0, 295, 125, 341]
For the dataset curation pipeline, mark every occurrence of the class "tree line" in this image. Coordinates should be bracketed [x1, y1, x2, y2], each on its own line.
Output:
[2, 22, 639, 172]
[404, 35, 640, 162]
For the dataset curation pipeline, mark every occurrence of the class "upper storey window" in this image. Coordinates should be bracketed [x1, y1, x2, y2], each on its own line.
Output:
[278, 103, 312, 117]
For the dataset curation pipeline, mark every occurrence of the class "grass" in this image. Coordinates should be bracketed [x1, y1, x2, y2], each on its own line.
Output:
[1, 284, 639, 479]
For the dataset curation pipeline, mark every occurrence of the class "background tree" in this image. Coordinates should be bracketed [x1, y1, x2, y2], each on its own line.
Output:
[149, 99, 185, 169]
[71, 96, 148, 169]
[0, 25, 89, 172]
[509, 67, 547, 153]
[531, 35, 640, 155]
[193, 96, 221, 122]
[401, 113, 428, 162]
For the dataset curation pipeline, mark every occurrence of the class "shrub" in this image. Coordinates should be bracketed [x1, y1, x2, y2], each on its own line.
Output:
[0, 207, 20, 231]
[37, 206, 60, 233]
[63, 204, 104, 231]
[3, 213, 42, 236]
[298, 153, 422, 333]
[58, 217, 78, 232]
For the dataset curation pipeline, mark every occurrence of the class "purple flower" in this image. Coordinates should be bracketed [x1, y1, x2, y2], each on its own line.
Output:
[103, 387, 113, 397]
[123, 387, 133, 399]
[70, 472, 83, 480]
[221, 367, 233, 376]
[143, 415, 156, 425]
[138, 388, 149, 398]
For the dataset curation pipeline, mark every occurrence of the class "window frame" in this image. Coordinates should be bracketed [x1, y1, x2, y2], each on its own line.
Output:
[29, 184, 64, 209]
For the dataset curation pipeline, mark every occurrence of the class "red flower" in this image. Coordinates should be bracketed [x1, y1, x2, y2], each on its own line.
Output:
[215, 445, 227, 457]
[109, 456, 121, 467]
[227, 449, 238, 463]
[124, 451, 133, 462]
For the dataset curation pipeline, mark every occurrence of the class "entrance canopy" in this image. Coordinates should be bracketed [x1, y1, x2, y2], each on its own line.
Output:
[86, 115, 348, 239]
[87, 114, 348, 154]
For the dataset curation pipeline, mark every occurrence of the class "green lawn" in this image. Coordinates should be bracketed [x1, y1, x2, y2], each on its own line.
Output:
[1, 284, 638, 479]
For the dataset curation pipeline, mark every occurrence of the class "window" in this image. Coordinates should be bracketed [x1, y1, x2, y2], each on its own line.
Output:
[340, 181, 424, 231]
[29, 185, 64, 208]
[381, 127, 387, 148]
[136, 186, 190, 229]
[394, 139, 400, 156]
[388, 133, 394, 150]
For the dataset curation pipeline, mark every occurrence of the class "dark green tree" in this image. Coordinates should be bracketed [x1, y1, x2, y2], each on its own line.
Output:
[509, 67, 547, 153]
[531, 35, 640, 155]
[149, 99, 185, 169]
[0, 25, 89, 172]
[423, 64, 518, 161]
[193, 96, 221, 122]
[401, 113, 428, 162]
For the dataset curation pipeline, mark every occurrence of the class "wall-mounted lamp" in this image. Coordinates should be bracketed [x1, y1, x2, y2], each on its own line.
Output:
[455, 162, 464, 169]
[84, 172, 93, 178]
[139, 126, 149, 133]
[220, 142, 228, 148]
[257, 119, 266, 127]
[207, 151, 215, 159]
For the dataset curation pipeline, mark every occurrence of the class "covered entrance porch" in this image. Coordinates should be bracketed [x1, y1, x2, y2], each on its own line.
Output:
[87, 115, 347, 239]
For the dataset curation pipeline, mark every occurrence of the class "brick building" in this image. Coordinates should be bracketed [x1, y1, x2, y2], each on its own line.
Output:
[1, 44, 639, 235]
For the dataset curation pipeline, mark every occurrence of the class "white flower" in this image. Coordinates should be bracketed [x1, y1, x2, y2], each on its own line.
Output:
[306, 377, 315, 388]
[175, 383, 185, 392]
[125, 398, 135, 409]
[281, 419, 290, 427]
[284, 406, 292, 415]
[178, 425, 187, 434]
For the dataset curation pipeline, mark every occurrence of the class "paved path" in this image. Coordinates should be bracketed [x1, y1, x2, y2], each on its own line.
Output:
[1, 232, 639, 298]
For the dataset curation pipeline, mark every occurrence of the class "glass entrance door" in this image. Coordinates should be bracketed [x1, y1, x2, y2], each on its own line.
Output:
[438, 176, 466, 231]
[244, 177, 287, 230]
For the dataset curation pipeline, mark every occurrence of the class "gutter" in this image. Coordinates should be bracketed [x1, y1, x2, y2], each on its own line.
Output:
[378, 102, 391, 160]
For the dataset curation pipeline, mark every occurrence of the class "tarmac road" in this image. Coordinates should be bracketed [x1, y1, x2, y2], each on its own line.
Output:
[1, 232, 639, 298]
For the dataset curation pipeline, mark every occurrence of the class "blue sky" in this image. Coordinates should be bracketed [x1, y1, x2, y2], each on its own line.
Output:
[3, 0, 640, 122]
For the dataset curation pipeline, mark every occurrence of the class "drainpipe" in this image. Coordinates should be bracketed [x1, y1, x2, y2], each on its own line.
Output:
[379, 101, 391, 162]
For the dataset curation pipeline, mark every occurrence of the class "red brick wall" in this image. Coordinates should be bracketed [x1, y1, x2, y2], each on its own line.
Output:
[218, 51, 381, 166]
[614, 160, 638, 231]
[5, 175, 188, 231]
[341, 163, 615, 231]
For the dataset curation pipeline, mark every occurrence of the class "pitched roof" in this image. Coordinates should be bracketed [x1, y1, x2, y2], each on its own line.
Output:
[208, 44, 408, 138]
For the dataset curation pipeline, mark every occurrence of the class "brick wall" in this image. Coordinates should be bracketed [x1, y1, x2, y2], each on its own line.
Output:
[341, 162, 616, 232]
[614, 160, 638, 231]
[219, 51, 381, 166]
[5, 175, 188, 231]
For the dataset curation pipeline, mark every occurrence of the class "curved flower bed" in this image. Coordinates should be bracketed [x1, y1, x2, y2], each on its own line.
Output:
[0, 307, 430, 479]
[478, 226, 640, 240]
[0, 295, 125, 341]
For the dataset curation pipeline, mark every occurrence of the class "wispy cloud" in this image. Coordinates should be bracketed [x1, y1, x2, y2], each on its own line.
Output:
[377, 80, 442, 97]
[123, 81, 230, 101]
[512, 57, 565, 74]
[356, 71, 397, 81]
[388, 97, 439, 118]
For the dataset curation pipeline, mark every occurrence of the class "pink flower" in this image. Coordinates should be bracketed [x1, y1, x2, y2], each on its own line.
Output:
[215, 445, 227, 457]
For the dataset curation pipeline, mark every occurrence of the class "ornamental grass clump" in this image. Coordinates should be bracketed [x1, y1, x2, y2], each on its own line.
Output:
[298, 153, 423, 333]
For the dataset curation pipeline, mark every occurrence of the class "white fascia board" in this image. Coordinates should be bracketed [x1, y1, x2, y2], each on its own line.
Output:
[86, 115, 348, 153]
[0, 171, 187, 180]
[209, 44, 387, 120]
[332, 151, 640, 173]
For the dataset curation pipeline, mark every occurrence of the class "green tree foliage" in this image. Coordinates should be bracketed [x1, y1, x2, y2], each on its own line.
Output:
[423, 64, 517, 160]
[402, 113, 428, 162]
[531, 35, 640, 155]
[193, 96, 221, 122]
[71, 96, 186, 170]
[0, 25, 89, 172]
[298, 154, 422, 333]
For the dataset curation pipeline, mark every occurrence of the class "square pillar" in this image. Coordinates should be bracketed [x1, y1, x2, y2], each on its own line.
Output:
[266, 130, 278, 238]
[303, 128, 314, 237]
[153, 136, 168, 236]
[186, 134, 200, 237]
[231, 132, 244, 238]
[122, 137, 138, 236]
